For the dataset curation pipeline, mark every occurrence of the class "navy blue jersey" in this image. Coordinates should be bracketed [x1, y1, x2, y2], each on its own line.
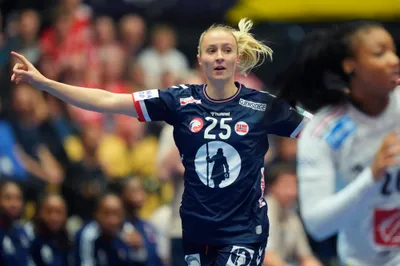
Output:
[125, 218, 164, 266]
[132, 83, 311, 245]
[74, 221, 146, 266]
[0, 223, 31, 266]
[30, 236, 70, 266]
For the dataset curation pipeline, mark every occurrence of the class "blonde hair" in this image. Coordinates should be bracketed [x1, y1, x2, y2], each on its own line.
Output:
[198, 18, 273, 75]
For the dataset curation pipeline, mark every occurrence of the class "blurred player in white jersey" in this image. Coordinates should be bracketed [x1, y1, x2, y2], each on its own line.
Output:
[276, 21, 400, 266]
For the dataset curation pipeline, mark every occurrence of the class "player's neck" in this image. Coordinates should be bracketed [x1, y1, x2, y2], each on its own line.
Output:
[206, 80, 238, 100]
[350, 88, 390, 117]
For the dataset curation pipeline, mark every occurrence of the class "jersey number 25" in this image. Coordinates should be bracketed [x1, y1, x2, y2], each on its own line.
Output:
[204, 117, 232, 140]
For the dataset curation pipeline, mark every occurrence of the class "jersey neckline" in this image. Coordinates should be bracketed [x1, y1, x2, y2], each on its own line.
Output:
[202, 82, 242, 103]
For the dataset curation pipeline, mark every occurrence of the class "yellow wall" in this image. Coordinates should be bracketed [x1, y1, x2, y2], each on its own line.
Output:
[227, 0, 400, 22]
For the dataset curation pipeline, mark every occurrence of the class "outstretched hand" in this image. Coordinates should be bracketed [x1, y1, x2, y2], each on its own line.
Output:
[10, 51, 46, 87]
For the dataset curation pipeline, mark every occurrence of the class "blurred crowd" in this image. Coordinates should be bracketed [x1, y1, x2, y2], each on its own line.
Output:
[0, 0, 360, 266]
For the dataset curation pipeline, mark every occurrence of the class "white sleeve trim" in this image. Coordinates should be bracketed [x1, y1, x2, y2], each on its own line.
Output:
[80, 223, 99, 266]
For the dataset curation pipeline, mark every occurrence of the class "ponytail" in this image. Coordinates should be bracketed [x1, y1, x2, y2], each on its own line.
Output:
[275, 20, 383, 112]
[198, 18, 273, 75]
[275, 29, 348, 112]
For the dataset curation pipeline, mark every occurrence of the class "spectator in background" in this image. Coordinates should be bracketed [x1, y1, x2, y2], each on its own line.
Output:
[0, 180, 31, 266]
[62, 124, 108, 221]
[266, 136, 297, 166]
[0, 114, 28, 181]
[94, 15, 118, 54]
[137, 24, 189, 89]
[119, 176, 164, 266]
[0, 9, 41, 106]
[28, 194, 71, 266]
[161, 71, 181, 89]
[101, 45, 128, 94]
[9, 84, 64, 200]
[264, 162, 322, 266]
[74, 193, 143, 266]
[118, 14, 146, 59]
[126, 61, 147, 92]
[39, 4, 92, 84]
[60, 0, 92, 23]
[156, 123, 185, 266]
[0, 9, 41, 67]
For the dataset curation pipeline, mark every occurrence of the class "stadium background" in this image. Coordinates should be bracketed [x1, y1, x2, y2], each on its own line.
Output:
[0, 0, 398, 265]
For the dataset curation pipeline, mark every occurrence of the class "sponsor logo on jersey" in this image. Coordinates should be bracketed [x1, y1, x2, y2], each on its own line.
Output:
[324, 115, 356, 150]
[374, 208, 400, 246]
[133, 89, 159, 101]
[239, 98, 267, 111]
[189, 118, 204, 133]
[235, 122, 249, 136]
[210, 112, 231, 116]
[180, 96, 201, 106]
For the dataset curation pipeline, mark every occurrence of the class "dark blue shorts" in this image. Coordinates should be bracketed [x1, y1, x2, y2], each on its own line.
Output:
[183, 240, 267, 266]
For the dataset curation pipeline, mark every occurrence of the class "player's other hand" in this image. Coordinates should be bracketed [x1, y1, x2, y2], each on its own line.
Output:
[123, 231, 144, 249]
[371, 131, 400, 180]
[10, 51, 46, 88]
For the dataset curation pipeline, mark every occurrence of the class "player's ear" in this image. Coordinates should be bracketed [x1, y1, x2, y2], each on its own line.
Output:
[197, 54, 202, 66]
[342, 58, 356, 76]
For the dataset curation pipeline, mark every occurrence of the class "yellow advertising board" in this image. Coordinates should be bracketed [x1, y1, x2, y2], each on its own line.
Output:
[227, 0, 400, 22]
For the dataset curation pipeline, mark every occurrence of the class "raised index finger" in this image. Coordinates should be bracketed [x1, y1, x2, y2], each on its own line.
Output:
[10, 51, 30, 66]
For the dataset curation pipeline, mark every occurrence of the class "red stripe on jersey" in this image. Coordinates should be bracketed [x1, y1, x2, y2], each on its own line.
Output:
[312, 106, 343, 137]
[131, 93, 145, 122]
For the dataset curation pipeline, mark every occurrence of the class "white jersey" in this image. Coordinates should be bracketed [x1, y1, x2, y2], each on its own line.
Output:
[298, 88, 400, 266]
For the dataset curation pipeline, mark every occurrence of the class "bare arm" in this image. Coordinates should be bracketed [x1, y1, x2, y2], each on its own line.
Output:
[15, 145, 49, 181]
[300, 256, 323, 266]
[37, 145, 64, 184]
[11, 51, 137, 117]
[39, 79, 137, 116]
[263, 251, 288, 266]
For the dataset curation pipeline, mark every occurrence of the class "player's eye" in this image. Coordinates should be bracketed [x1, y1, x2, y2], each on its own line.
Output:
[373, 49, 385, 57]
[224, 48, 232, 53]
[207, 48, 216, 54]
